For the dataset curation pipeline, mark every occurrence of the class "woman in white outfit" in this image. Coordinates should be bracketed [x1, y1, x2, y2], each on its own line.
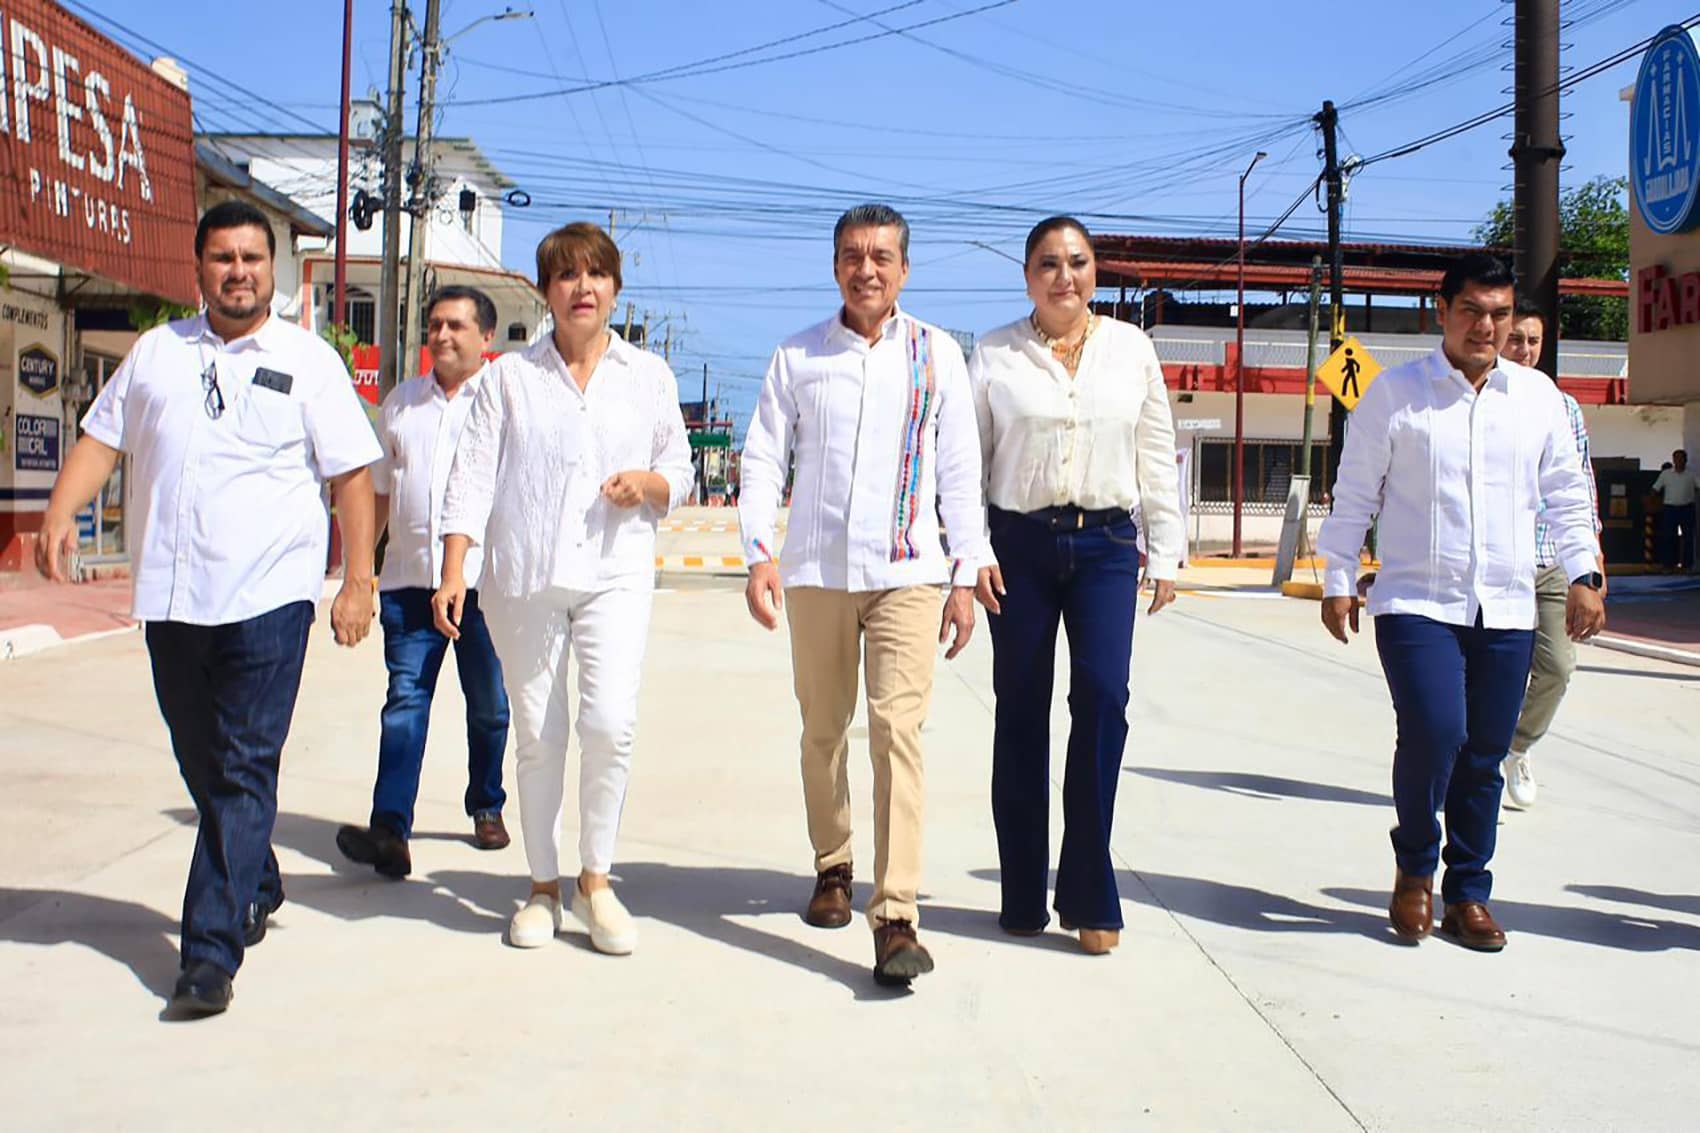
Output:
[434, 222, 692, 954]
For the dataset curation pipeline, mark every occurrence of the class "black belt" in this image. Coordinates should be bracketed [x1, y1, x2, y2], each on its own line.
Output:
[994, 504, 1131, 532]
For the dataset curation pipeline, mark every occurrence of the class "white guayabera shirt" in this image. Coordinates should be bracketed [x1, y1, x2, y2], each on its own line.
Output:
[739, 306, 994, 591]
[1317, 348, 1597, 630]
[373, 367, 488, 591]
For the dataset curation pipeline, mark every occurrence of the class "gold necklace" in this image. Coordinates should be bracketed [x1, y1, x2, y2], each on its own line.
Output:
[1031, 311, 1095, 372]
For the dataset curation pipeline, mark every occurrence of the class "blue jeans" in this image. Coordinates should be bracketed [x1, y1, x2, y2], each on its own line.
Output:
[145, 601, 315, 977]
[987, 507, 1141, 932]
[1374, 613, 1535, 905]
[371, 587, 509, 839]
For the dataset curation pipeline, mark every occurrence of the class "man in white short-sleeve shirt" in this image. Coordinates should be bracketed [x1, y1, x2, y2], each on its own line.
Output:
[36, 201, 381, 1019]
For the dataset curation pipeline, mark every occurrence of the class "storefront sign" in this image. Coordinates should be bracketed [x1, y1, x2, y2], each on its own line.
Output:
[0, 0, 197, 303]
[14, 412, 59, 471]
[17, 344, 58, 397]
[1631, 26, 1700, 235]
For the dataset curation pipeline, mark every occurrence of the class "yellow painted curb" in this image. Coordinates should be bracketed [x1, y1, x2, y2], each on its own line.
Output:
[1281, 581, 1324, 600]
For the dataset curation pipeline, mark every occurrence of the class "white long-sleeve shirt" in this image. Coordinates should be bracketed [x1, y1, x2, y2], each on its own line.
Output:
[1317, 347, 1597, 630]
[739, 307, 994, 591]
[440, 333, 692, 597]
[969, 316, 1185, 581]
[373, 368, 487, 591]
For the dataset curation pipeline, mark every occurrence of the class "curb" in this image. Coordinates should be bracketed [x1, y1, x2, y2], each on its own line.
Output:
[1281, 581, 1324, 600]
[654, 555, 748, 575]
[1587, 634, 1700, 669]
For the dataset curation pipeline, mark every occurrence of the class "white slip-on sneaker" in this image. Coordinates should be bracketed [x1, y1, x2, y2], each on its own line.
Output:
[508, 893, 563, 949]
[572, 885, 638, 956]
[1503, 753, 1537, 811]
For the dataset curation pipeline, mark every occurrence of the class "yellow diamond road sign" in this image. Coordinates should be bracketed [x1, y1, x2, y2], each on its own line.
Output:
[1315, 336, 1382, 411]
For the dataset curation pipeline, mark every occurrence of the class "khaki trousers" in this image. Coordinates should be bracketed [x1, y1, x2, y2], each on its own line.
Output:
[785, 585, 941, 926]
[1511, 563, 1577, 754]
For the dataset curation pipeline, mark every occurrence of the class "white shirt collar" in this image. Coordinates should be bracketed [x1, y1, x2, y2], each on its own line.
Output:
[830, 302, 906, 346]
[1428, 345, 1508, 393]
[191, 310, 276, 351]
[423, 361, 488, 402]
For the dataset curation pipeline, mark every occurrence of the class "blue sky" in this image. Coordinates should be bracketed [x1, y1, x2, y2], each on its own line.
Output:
[73, 0, 1693, 420]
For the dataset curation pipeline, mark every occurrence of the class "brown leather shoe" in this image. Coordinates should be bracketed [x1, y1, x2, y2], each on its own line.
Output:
[872, 919, 934, 985]
[473, 811, 510, 851]
[1440, 901, 1507, 952]
[804, 864, 853, 928]
[1389, 870, 1434, 940]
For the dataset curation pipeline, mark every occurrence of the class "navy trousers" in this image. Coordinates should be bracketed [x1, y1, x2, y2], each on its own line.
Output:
[987, 507, 1141, 932]
[370, 587, 509, 840]
[145, 601, 314, 977]
[1373, 612, 1535, 905]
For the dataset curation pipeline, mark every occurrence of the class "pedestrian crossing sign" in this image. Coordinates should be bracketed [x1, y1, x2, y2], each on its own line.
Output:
[1316, 337, 1382, 411]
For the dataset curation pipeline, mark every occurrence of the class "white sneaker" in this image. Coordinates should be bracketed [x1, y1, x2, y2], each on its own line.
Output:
[572, 884, 638, 955]
[508, 893, 562, 948]
[1504, 753, 1537, 811]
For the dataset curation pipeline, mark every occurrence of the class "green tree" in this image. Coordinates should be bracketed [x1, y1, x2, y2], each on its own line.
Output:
[1473, 174, 1629, 341]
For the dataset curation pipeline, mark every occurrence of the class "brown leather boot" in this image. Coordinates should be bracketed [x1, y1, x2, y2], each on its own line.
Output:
[872, 919, 934, 986]
[473, 811, 510, 851]
[1440, 901, 1507, 952]
[804, 864, 853, 928]
[1389, 870, 1434, 940]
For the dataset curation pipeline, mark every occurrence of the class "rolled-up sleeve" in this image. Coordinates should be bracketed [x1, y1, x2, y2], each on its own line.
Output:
[738, 347, 795, 565]
[649, 363, 694, 515]
[1131, 337, 1184, 581]
[441, 361, 506, 546]
[933, 339, 993, 584]
[1316, 375, 1393, 598]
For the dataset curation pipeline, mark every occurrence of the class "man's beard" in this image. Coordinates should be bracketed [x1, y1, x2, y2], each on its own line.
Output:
[209, 285, 272, 322]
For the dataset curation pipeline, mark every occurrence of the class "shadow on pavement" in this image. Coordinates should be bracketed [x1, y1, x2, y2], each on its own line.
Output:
[965, 867, 1398, 944]
[612, 862, 912, 1001]
[1324, 887, 1700, 952]
[1566, 884, 1700, 919]
[0, 888, 180, 998]
[1127, 766, 1391, 807]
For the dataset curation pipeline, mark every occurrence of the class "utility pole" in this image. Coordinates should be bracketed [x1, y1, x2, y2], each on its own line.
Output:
[400, 0, 444, 386]
[377, 0, 409, 394]
[701, 361, 708, 425]
[1512, 0, 1563, 380]
[1318, 100, 1348, 485]
[333, 0, 354, 328]
[1299, 256, 1323, 477]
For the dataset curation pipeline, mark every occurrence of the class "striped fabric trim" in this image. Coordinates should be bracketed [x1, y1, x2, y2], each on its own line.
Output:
[889, 321, 937, 562]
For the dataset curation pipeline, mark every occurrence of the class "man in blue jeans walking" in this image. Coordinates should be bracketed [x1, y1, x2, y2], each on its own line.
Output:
[1317, 255, 1605, 952]
[35, 201, 383, 1017]
[337, 287, 511, 879]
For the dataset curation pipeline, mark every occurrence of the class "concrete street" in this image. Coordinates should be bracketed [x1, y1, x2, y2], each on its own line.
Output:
[1, 576, 1696, 1131]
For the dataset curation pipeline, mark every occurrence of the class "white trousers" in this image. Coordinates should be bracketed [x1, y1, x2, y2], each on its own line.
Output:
[484, 586, 654, 880]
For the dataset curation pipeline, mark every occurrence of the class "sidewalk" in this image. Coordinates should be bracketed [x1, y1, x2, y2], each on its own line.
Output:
[1592, 575, 1700, 667]
[0, 572, 135, 658]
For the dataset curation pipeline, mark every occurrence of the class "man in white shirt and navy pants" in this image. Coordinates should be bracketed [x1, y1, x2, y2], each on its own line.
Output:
[1318, 254, 1604, 952]
[336, 286, 511, 880]
[36, 201, 382, 1017]
[740, 204, 994, 986]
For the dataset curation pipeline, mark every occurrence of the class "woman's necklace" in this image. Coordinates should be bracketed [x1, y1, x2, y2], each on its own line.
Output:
[1030, 311, 1096, 373]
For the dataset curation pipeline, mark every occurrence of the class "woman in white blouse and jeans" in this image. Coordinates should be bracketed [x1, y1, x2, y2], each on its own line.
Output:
[434, 222, 692, 954]
[970, 216, 1184, 955]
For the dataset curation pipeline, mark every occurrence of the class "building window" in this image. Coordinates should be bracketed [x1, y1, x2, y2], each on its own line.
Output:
[508, 322, 527, 342]
[1196, 438, 1332, 512]
[344, 287, 377, 345]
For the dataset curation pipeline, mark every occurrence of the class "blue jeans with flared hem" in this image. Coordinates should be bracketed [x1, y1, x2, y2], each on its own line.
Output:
[987, 506, 1141, 933]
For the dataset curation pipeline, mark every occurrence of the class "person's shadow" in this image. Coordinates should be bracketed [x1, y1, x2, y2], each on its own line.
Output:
[1126, 767, 1391, 807]
[960, 867, 1398, 945]
[1324, 886, 1700, 952]
[0, 888, 181, 1000]
[1565, 885, 1700, 921]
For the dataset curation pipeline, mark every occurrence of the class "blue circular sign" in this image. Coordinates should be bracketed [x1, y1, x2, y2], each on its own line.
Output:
[1632, 26, 1700, 235]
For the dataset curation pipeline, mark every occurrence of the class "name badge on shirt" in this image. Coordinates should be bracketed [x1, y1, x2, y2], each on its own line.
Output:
[253, 367, 294, 395]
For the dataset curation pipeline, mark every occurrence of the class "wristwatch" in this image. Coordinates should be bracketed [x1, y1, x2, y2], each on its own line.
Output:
[1571, 572, 1604, 590]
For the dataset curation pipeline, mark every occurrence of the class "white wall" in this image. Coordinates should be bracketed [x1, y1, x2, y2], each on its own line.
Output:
[1585, 404, 1686, 468]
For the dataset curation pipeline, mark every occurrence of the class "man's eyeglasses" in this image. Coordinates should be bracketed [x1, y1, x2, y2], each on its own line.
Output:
[201, 361, 225, 420]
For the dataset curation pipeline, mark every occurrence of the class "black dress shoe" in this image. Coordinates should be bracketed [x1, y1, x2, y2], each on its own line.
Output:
[335, 823, 412, 879]
[243, 901, 272, 948]
[167, 962, 233, 1018]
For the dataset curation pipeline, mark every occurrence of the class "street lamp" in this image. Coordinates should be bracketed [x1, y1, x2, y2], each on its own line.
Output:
[444, 6, 535, 45]
[1232, 150, 1268, 559]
